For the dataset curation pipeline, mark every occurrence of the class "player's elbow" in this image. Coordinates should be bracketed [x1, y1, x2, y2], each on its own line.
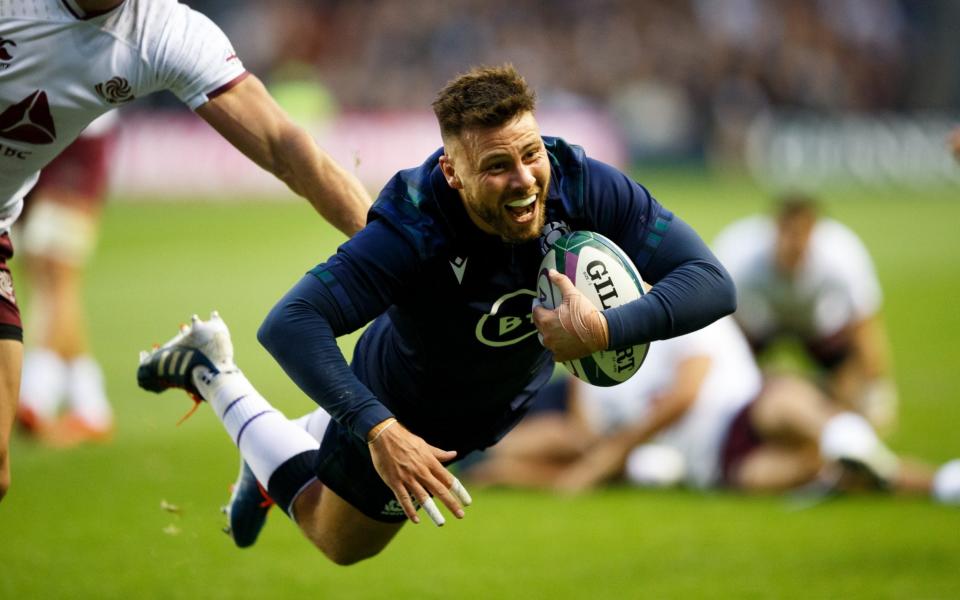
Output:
[718, 280, 737, 318]
[257, 303, 288, 356]
[714, 265, 738, 318]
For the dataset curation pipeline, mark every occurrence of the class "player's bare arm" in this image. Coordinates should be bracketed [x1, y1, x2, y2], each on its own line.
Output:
[554, 356, 709, 492]
[366, 418, 466, 525]
[196, 75, 371, 237]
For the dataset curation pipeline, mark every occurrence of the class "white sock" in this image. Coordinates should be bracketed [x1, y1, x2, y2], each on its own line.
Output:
[932, 459, 960, 504]
[65, 356, 113, 427]
[193, 367, 319, 488]
[20, 348, 67, 420]
[292, 408, 332, 442]
[820, 412, 898, 479]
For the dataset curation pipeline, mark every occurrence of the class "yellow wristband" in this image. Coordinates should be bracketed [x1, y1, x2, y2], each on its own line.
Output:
[367, 417, 398, 445]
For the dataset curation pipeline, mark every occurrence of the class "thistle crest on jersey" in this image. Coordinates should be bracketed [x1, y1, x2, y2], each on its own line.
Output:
[539, 220, 570, 256]
[538, 231, 649, 386]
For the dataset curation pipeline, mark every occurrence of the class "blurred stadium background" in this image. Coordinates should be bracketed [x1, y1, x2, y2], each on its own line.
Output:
[114, 0, 960, 196]
[2, 0, 959, 598]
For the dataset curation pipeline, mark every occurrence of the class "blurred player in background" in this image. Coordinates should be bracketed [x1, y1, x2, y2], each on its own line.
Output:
[951, 126, 960, 161]
[463, 317, 960, 505]
[15, 114, 116, 447]
[0, 0, 372, 503]
[712, 195, 898, 432]
[137, 64, 736, 564]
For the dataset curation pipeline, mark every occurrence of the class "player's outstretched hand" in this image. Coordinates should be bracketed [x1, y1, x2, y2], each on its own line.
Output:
[533, 269, 609, 362]
[367, 419, 471, 526]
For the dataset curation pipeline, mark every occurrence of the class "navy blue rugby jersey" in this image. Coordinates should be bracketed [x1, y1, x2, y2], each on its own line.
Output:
[259, 137, 734, 453]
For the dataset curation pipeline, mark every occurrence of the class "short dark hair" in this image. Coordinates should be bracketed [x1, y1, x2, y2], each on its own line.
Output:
[775, 192, 819, 223]
[432, 64, 537, 140]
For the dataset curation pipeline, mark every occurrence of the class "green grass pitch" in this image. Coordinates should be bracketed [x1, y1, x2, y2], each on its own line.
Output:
[1, 174, 958, 599]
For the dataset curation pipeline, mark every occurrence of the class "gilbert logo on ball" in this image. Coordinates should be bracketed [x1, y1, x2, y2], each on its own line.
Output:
[537, 231, 649, 386]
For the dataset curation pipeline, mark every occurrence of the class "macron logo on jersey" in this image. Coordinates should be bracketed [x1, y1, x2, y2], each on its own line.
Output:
[0, 91, 56, 144]
[450, 256, 468, 284]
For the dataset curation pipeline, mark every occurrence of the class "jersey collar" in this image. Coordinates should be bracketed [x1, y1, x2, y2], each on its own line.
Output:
[60, 0, 125, 20]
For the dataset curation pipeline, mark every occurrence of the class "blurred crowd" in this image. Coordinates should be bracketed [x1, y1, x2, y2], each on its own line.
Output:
[202, 0, 956, 113]
[181, 0, 959, 164]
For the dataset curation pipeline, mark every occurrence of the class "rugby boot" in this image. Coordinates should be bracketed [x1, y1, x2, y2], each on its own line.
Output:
[222, 458, 274, 548]
[137, 311, 237, 398]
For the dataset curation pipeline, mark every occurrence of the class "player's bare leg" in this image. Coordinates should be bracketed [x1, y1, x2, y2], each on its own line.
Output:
[485, 413, 593, 463]
[19, 198, 112, 445]
[138, 314, 427, 562]
[891, 458, 936, 494]
[292, 482, 404, 566]
[0, 339, 24, 500]
[733, 443, 821, 492]
[463, 454, 572, 489]
[750, 374, 899, 487]
[749, 375, 837, 442]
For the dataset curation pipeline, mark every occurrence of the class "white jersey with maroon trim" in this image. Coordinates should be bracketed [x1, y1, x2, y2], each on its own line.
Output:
[0, 0, 246, 229]
[713, 215, 882, 341]
[577, 317, 761, 488]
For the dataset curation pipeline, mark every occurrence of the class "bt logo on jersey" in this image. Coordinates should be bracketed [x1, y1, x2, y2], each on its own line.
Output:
[475, 289, 538, 348]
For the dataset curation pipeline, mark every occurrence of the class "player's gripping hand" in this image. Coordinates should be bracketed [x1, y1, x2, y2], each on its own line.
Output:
[367, 418, 471, 526]
[533, 269, 609, 362]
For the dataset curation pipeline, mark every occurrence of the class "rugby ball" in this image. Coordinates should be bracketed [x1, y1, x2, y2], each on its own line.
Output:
[537, 231, 649, 386]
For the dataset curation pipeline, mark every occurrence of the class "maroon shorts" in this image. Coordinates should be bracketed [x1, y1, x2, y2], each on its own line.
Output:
[0, 233, 22, 340]
[26, 133, 114, 207]
[719, 400, 763, 486]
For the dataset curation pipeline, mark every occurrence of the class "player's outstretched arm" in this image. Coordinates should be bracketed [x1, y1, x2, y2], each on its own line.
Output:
[196, 74, 371, 237]
[553, 356, 709, 492]
[366, 418, 469, 525]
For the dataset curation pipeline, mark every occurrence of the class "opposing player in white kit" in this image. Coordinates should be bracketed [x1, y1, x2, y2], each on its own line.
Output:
[16, 113, 117, 446]
[712, 195, 898, 432]
[464, 317, 960, 505]
[0, 0, 372, 501]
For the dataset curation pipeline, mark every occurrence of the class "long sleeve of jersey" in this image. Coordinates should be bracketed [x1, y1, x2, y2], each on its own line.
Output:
[257, 220, 414, 442]
[257, 275, 391, 442]
[577, 158, 736, 349]
[603, 215, 737, 348]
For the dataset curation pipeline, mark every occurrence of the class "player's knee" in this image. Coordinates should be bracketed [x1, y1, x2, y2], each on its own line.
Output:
[312, 537, 384, 566]
[300, 521, 386, 566]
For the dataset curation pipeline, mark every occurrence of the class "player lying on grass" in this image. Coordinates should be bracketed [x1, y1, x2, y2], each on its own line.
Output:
[0, 0, 372, 503]
[462, 316, 960, 505]
[713, 195, 898, 433]
[137, 64, 736, 565]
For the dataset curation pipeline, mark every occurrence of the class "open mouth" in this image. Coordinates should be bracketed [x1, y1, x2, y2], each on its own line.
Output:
[504, 195, 538, 223]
